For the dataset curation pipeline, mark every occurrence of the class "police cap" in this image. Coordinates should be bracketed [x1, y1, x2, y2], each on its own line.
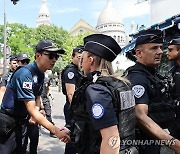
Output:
[135, 29, 163, 47]
[168, 37, 180, 45]
[17, 53, 30, 61]
[10, 54, 17, 61]
[84, 34, 121, 62]
[73, 45, 84, 54]
[35, 40, 65, 54]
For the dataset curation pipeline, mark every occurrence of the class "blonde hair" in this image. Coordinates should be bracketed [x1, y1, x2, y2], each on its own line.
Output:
[87, 52, 130, 85]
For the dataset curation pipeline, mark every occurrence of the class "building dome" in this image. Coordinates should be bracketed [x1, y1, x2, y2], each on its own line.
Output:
[97, 0, 122, 27]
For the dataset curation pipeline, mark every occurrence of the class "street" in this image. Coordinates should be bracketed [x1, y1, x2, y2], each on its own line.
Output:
[37, 86, 174, 154]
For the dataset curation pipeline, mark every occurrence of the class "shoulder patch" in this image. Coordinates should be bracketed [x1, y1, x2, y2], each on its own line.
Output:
[33, 75, 38, 83]
[23, 82, 32, 89]
[92, 103, 104, 119]
[67, 72, 74, 79]
[132, 85, 145, 98]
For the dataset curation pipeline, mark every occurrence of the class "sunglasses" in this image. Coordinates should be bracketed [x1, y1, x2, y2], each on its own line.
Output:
[21, 59, 30, 64]
[42, 53, 60, 60]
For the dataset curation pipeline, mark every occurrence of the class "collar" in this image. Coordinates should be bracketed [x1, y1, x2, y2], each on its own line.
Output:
[136, 62, 156, 75]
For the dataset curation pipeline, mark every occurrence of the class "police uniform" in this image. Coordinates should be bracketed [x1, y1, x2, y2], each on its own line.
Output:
[71, 34, 135, 154]
[62, 62, 82, 125]
[0, 61, 44, 154]
[126, 30, 175, 154]
[168, 37, 180, 140]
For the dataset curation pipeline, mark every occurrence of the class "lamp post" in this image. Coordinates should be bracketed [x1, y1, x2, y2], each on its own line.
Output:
[3, 0, 7, 74]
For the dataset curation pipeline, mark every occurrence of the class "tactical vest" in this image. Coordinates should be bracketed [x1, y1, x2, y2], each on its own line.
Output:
[126, 65, 175, 128]
[71, 76, 135, 153]
[2, 65, 44, 117]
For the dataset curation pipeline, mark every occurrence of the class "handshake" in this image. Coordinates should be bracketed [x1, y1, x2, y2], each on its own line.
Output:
[52, 126, 71, 143]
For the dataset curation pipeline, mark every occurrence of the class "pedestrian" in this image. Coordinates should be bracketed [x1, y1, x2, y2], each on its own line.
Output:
[0, 54, 18, 103]
[166, 37, 180, 140]
[61, 45, 83, 154]
[0, 40, 70, 154]
[41, 74, 56, 137]
[71, 34, 136, 154]
[125, 30, 180, 154]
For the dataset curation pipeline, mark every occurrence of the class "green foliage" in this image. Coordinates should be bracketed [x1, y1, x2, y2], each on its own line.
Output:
[0, 23, 90, 73]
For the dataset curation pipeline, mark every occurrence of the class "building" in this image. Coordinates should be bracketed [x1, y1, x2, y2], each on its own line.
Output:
[96, 0, 134, 71]
[36, 0, 51, 27]
[69, 19, 97, 36]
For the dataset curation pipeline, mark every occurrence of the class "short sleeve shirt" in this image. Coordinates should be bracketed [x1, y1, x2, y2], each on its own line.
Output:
[85, 83, 118, 130]
[127, 63, 157, 105]
[0, 71, 13, 87]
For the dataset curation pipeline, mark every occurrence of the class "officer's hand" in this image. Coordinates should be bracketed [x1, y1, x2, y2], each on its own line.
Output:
[40, 109, 46, 117]
[54, 127, 71, 143]
[29, 116, 37, 125]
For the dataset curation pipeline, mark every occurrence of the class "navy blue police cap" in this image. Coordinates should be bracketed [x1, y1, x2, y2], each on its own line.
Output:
[10, 54, 17, 61]
[73, 45, 84, 54]
[84, 34, 121, 62]
[168, 37, 180, 45]
[35, 40, 65, 54]
[17, 53, 30, 61]
[135, 29, 163, 47]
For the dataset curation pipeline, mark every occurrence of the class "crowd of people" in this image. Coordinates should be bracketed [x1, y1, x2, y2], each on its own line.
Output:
[0, 31, 179, 154]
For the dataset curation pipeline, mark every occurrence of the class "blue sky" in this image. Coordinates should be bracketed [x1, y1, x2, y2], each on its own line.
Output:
[0, 0, 151, 34]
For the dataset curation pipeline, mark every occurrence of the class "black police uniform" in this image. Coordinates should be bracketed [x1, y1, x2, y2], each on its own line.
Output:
[61, 62, 82, 126]
[169, 65, 180, 139]
[126, 62, 175, 154]
[61, 62, 82, 154]
[0, 62, 44, 154]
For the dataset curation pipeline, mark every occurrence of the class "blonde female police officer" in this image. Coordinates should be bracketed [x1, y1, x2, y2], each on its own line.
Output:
[71, 34, 135, 154]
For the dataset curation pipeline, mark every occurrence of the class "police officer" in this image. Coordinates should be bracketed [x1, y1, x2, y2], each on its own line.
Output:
[61, 45, 83, 154]
[125, 30, 180, 154]
[0, 40, 70, 154]
[41, 75, 55, 137]
[0, 54, 18, 103]
[71, 34, 136, 154]
[17, 52, 30, 66]
[167, 37, 180, 140]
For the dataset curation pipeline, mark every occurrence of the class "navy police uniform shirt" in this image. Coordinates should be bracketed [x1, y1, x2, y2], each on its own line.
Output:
[127, 62, 157, 105]
[85, 83, 118, 130]
[0, 71, 13, 87]
[1, 62, 44, 117]
[62, 63, 82, 86]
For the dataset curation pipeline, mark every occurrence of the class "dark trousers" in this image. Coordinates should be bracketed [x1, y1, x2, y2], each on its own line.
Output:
[42, 97, 53, 123]
[24, 123, 39, 154]
[64, 102, 76, 154]
[0, 120, 28, 154]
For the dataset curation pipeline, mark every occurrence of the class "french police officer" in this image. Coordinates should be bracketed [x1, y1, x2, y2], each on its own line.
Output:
[125, 30, 180, 154]
[167, 37, 180, 140]
[61, 45, 83, 154]
[0, 54, 18, 103]
[0, 40, 70, 154]
[71, 34, 135, 154]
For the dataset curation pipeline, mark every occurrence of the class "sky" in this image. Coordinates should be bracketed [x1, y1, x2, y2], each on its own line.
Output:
[0, 0, 151, 34]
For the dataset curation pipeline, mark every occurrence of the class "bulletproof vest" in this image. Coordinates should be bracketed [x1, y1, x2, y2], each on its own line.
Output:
[61, 63, 75, 95]
[2, 65, 44, 117]
[126, 65, 175, 128]
[71, 75, 135, 153]
[172, 67, 180, 99]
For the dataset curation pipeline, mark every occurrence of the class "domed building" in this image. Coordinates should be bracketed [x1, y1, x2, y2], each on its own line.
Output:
[36, 0, 51, 27]
[96, 0, 126, 47]
[96, 0, 134, 71]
